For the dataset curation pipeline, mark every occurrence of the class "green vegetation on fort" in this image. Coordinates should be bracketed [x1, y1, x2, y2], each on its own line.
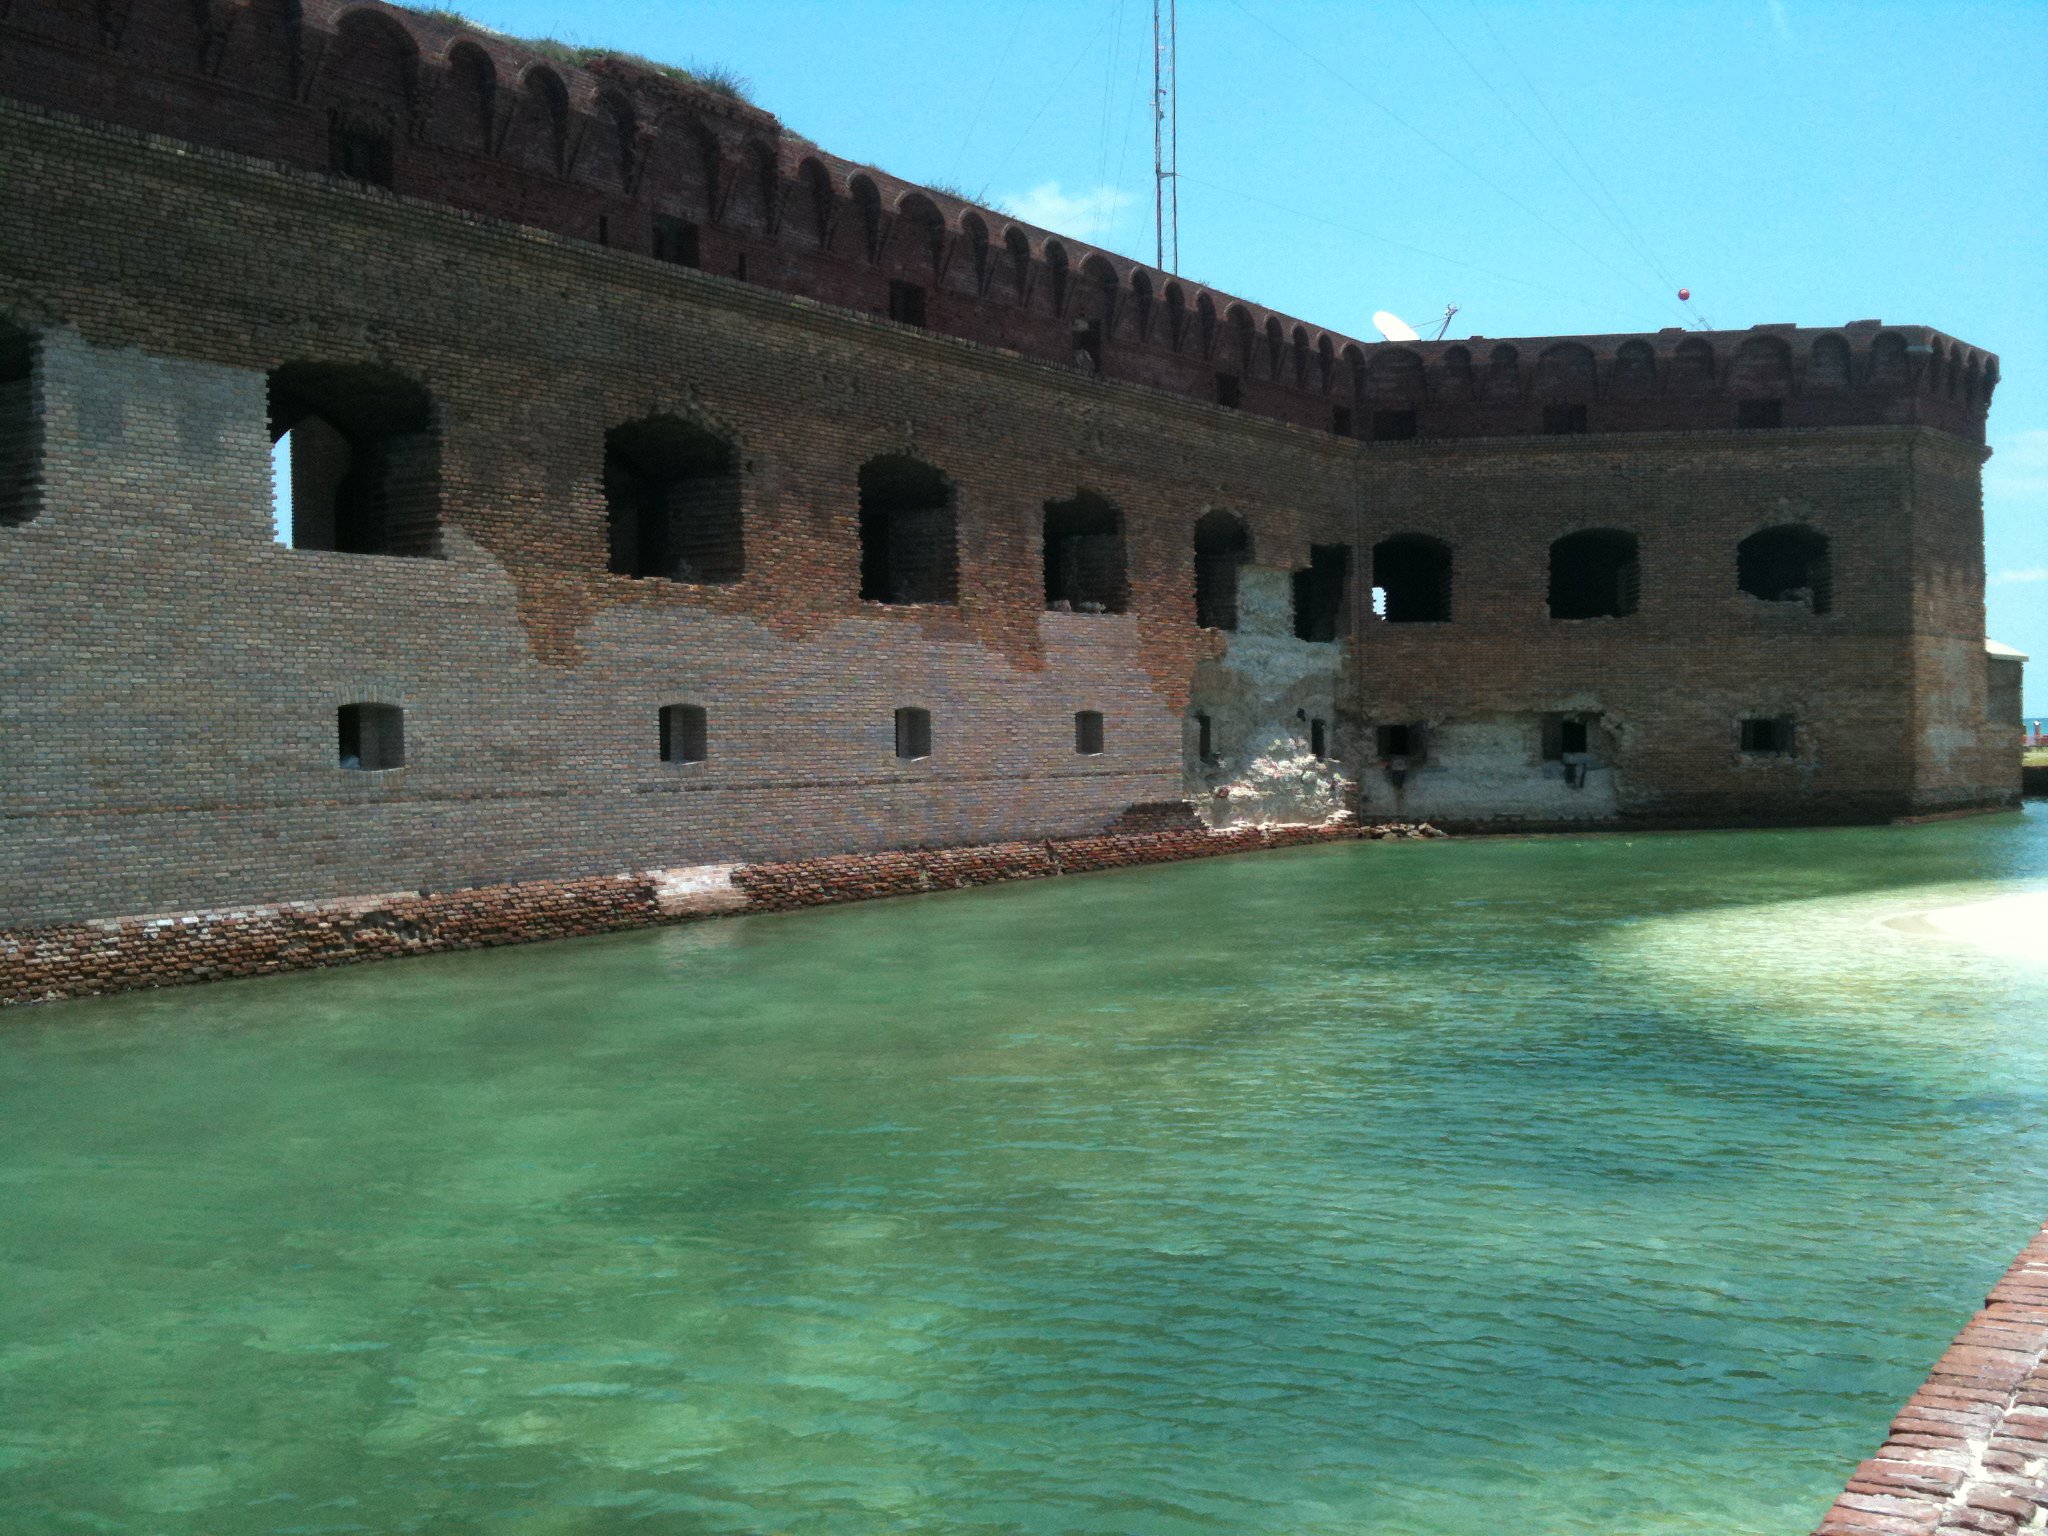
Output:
[415, 9, 755, 103]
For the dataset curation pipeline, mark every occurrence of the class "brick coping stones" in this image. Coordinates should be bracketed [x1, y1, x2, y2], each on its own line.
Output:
[1, 820, 1449, 1009]
[1814, 1221, 2048, 1534]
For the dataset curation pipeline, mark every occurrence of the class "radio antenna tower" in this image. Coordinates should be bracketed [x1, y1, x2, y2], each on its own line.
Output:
[1153, 0, 1178, 273]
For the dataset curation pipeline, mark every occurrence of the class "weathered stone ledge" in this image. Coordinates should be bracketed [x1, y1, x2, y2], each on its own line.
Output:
[1, 820, 1448, 1008]
[1814, 1219, 2048, 1533]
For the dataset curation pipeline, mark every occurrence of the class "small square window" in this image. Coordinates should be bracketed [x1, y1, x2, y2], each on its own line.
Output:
[1074, 710, 1105, 755]
[1376, 722, 1424, 760]
[660, 704, 708, 764]
[1372, 409, 1418, 442]
[1740, 716, 1795, 755]
[653, 215, 701, 268]
[888, 280, 927, 327]
[338, 702, 403, 770]
[1331, 406, 1354, 437]
[895, 706, 933, 760]
[329, 121, 392, 187]
[1737, 398, 1784, 430]
[1214, 373, 1242, 408]
[1542, 403, 1589, 436]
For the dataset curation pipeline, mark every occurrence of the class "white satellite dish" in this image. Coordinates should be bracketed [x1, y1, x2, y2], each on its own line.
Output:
[1373, 310, 1422, 343]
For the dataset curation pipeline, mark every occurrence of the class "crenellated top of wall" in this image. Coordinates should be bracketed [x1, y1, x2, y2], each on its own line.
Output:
[0, 0, 2000, 444]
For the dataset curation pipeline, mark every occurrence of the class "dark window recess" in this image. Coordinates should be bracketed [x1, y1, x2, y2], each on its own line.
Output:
[1292, 543, 1352, 642]
[270, 362, 439, 556]
[659, 704, 708, 764]
[1372, 409, 1418, 442]
[887, 280, 927, 327]
[1214, 372, 1242, 408]
[1737, 398, 1785, 430]
[328, 117, 393, 186]
[1193, 511, 1251, 630]
[1331, 406, 1354, 437]
[653, 216, 701, 268]
[1310, 718, 1328, 759]
[338, 703, 404, 770]
[1072, 318, 1104, 373]
[1542, 715, 1592, 760]
[0, 322, 34, 527]
[1075, 710, 1105, 755]
[597, 215, 610, 247]
[605, 415, 743, 583]
[1043, 491, 1128, 612]
[1195, 712, 1216, 763]
[1548, 529, 1640, 619]
[1542, 403, 1589, 436]
[1740, 716, 1795, 755]
[1370, 534, 1452, 623]
[859, 455, 957, 604]
[1737, 524, 1832, 613]
[895, 707, 933, 761]
[1376, 722, 1424, 760]
[735, 253, 749, 282]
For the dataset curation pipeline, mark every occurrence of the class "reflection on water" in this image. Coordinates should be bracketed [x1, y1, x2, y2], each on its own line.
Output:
[2, 807, 2045, 1536]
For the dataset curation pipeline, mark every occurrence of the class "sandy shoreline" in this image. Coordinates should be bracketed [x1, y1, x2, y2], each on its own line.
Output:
[1883, 890, 2048, 961]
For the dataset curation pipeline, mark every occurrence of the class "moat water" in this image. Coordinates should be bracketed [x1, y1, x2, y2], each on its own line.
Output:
[4, 810, 2046, 1535]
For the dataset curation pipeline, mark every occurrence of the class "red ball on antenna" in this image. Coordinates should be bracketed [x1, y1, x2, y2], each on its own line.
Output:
[1677, 287, 1692, 302]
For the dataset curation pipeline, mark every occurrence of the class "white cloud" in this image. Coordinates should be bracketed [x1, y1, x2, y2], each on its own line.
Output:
[1991, 568, 2048, 585]
[1005, 181, 1134, 240]
[1767, 0, 1794, 40]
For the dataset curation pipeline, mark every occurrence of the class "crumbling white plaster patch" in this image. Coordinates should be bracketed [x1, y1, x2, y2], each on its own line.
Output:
[649, 864, 748, 917]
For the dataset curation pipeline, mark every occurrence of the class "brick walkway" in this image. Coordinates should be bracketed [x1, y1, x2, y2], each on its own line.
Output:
[1815, 1221, 2048, 1533]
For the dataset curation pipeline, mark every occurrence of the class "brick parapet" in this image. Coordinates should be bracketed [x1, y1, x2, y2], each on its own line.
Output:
[1814, 1221, 2048, 1533]
[0, 0, 1998, 444]
[0, 821, 1426, 1008]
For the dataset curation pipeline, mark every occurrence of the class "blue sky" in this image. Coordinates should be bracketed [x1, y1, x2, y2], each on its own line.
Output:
[444, 0, 2047, 712]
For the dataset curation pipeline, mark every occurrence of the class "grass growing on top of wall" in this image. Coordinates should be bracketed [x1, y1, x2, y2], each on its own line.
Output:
[415, 9, 755, 103]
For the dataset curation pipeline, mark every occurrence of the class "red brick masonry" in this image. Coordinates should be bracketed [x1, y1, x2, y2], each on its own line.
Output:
[1815, 1222, 2048, 1533]
[0, 821, 1436, 1008]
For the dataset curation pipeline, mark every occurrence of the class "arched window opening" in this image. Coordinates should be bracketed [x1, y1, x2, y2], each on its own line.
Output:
[1438, 345, 1475, 401]
[749, 142, 781, 234]
[1227, 305, 1256, 373]
[1535, 342, 1596, 399]
[1611, 340, 1657, 396]
[1486, 344, 1522, 401]
[269, 362, 437, 556]
[1371, 534, 1452, 623]
[1866, 332, 1909, 392]
[962, 213, 991, 292]
[1316, 334, 1336, 394]
[1005, 228, 1033, 299]
[1737, 524, 1831, 614]
[0, 320, 36, 526]
[1165, 283, 1188, 350]
[1264, 317, 1284, 378]
[1045, 241, 1071, 315]
[1074, 255, 1116, 370]
[325, 12, 415, 184]
[518, 66, 569, 175]
[1074, 710, 1105, 755]
[1548, 529, 1640, 620]
[1193, 510, 1250, 631]
[1808, 334, 1851, 392]
[899, 194, 945, 276]
[849, 176, 883, 260]
[1043, 491, 1127, 613]
[442, 43, 496, 152]
[859, 455, 957, 604]
[593, 90, 637, 188]
[799, 159, 835, 247]
[1196, 294, 1217, 359]
[1292, 544, 1351, 642]
[604, 416, 742, 583]
[1670, 337, 1717, 393]
[1130, 270, 1155, 341]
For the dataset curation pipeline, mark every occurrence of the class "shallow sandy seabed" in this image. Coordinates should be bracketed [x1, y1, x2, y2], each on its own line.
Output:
[1886, 889, 2048, 961]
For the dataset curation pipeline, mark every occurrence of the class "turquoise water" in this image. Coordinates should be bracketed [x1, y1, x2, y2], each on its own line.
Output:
[4, 811, 2046, 1536]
